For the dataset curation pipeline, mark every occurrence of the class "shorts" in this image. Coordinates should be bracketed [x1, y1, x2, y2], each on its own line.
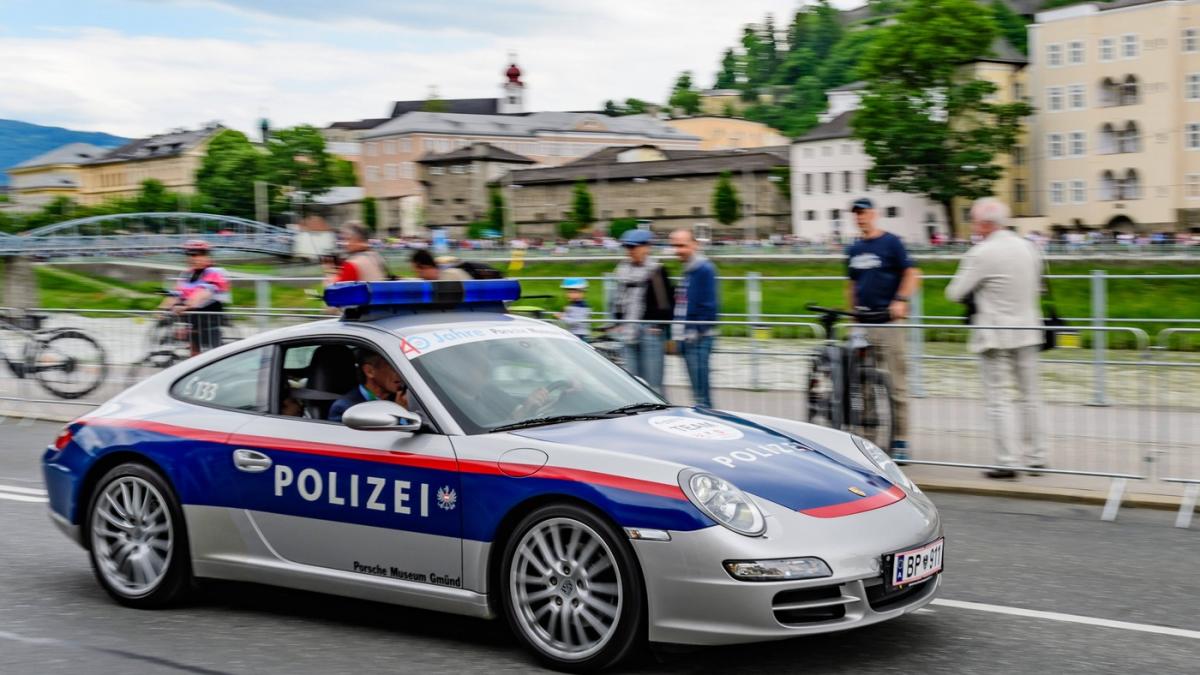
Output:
[185, 311, 223, 352]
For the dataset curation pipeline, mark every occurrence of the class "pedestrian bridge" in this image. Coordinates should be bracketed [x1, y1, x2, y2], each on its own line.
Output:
[0, 212, 294, 257]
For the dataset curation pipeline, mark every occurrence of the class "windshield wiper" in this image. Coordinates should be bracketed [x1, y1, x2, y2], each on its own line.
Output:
[604, 402, 674, 415]
[490, 414, 614, 433]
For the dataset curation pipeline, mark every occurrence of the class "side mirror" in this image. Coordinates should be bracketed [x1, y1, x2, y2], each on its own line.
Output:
[342, 400, 422, 432]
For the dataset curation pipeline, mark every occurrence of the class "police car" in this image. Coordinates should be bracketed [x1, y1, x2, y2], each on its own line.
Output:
[43, 280, 942, 672]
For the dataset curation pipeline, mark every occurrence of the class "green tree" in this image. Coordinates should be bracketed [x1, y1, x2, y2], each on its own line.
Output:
[467, 221, 488, 239]
[196, 129, 262, 219]
[361, 196, 378, 231]
[771, 166, 791, 202]
[135, 179, 174, 212]
[809, 1, 843, 60]
[265, 125, 341, 215]
[570, 180, 595, 230]
[607, 217, 638, 240]
[721, 101, 738, 118]
[331, 158, 359, 186]
[558, 220, 580, 240]
[712, 171, 741, 226]
[422, 92, 450, 113]
[487, 187, 506, 233]
[852, 0, 1033, 232]
[668, 71, 702, 116]
[622, 98, 650, 115]
[991, 0, 1029, 55]
[714, 48, 739, 89]
[603, 99, 621, 116]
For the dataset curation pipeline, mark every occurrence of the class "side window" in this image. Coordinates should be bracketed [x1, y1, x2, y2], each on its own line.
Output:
[171, 347, 271, 412]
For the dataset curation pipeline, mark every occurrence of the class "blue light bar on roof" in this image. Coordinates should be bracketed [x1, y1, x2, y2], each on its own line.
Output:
[324, 279, 521, 308]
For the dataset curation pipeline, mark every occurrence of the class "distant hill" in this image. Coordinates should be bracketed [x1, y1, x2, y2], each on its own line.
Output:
[0, 119, 127, 186]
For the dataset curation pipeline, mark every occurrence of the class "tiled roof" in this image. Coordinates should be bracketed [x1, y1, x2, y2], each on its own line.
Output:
[502, 148, 787, 186]
[795, 111, 855, 143]
[365, 111, 699, 142]
[327, 118, 389, 131]
[389, 98, 499, 117]
[86, 125, 223, 165]
[12, 143, 111, 170]
[418, 143, 535, 164]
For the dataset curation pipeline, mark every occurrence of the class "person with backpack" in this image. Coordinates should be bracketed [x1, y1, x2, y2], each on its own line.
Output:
[327, 222, 389, 283]
[609, 229, 673, 393]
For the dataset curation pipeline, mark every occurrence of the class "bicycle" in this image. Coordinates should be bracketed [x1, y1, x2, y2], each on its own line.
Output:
[805, 304, 896, 451]
[126, 308, 242, 384]
[0, 311, 107, 399]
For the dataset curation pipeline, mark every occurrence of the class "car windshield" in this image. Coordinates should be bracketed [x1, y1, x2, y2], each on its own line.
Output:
[408, 334, 665, 434]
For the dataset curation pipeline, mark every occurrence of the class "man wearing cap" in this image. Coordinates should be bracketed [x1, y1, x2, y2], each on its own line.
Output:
[845, 198, 921, 459]
[161, 240, 231, 356]
[609, 229, 674, 392]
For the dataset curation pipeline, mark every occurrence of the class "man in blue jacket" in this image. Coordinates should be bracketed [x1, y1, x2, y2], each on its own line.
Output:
[670, 228, 719, 407]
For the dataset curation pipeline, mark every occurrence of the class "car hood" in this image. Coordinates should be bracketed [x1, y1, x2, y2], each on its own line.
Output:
[513, 408, 903, 516]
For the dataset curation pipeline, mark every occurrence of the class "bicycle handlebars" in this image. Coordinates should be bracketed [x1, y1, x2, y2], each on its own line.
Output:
[805, 304, 893, 324]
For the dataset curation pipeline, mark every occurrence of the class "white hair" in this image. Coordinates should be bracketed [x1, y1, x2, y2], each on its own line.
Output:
[971, 197, 1011, 228]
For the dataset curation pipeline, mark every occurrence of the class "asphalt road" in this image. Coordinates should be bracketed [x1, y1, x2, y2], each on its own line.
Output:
[1, 420, 1197, 674]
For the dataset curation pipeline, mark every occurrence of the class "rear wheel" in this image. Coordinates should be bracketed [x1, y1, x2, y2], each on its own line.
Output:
[31, 329, 107, 399]
[501, 504, 645, 672]
[806, 352, 837, 428]
[86, 463, 192, 608]
[848, 367, 895, 452]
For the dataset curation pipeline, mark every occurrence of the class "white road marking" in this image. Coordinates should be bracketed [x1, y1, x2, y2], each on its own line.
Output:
[0, 484, 47, 496]
[0, 492, 48, 503]
[934, 599, 1200, 640]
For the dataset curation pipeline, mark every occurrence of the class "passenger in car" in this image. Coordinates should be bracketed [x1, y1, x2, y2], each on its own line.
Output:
[329, 350, 410, 423]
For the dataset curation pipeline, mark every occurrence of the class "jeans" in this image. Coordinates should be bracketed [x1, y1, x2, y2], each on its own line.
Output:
[623, 325, 665, 393]
[979, 345, 1047, 467]
[681, 334, 715, 407]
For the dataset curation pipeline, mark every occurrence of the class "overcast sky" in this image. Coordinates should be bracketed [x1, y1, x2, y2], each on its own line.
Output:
[0, 0, 864, 139]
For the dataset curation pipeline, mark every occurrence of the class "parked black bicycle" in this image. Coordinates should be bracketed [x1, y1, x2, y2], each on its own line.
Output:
[805, 304, 895, 451]
[0, 312, 107, 399]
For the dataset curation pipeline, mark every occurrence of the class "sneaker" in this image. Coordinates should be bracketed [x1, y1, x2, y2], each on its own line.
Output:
[890, 440, 910, 463]
[1025, 463, 1047, 477]
[984, 468, 1018, 479]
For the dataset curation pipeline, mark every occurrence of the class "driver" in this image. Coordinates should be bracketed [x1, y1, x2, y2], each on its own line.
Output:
[447, 344, 567, 426]
[329, 349, 410, 423]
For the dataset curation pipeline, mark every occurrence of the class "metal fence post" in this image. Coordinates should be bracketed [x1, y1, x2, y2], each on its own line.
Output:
[909, 287, 925, 398]
[747, 272, 762, 390]
[602, 273, 615, 319]
[255, 278, 271, 333]
[1090, 269, 1108, 406]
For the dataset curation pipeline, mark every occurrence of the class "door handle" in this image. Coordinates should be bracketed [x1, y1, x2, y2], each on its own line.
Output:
[232, 449, 272, 473]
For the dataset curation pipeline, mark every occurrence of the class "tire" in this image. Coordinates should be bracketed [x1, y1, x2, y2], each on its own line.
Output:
[848, 368, 895, 452]
[125, 350, 184, 389]
[806, 352, 837, 429]
[86, 463, 192, 608]
[500, 504, 645, 672]
[32, 329, 108, 400]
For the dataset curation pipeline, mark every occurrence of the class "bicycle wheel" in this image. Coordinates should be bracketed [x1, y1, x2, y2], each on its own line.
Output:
[125, 350, 184, 388]
[31, 329, 108, 400]
[806, 352, 837, 428]
[848, 367, 895, 452]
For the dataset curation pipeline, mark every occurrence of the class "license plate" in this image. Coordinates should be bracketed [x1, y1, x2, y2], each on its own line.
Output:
[889, 538, 944, 587]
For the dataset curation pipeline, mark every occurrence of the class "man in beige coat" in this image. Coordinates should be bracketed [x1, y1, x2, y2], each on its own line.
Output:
[946, 198, 1047, 479]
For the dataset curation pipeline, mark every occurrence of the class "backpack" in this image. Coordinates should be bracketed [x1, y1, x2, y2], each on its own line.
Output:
[454, 260, 504, 279]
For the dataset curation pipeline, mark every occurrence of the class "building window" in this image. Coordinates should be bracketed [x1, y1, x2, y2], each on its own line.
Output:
[365, 166, 379, 181]
[822, 145, 833, 157]
[1122, 34, 1138, 59]
[653, 208, 665, 217]
[1188, 123, 1200, 149]
[1013, 146, 1025, 165]
[399, 138, 411, 153]
[1068, 84, 1086, 109]
[829, 209, 841, 220]
[803, 147, 814, 158]
[1188, 73, 1200, 100]
[1070, 179, 1087, 203]
[1069, 40, 1085, 64]
[430, 166, 445, 175]
[625, 209, 637, 217]
[804, 173, 812, 195]
[822, 172, 832, 194]
[1015, 180, 1026, 203]
[366, 142, 378, 157]
[1187, 173, 1200, 198]
[1186, 29, 1200, 53]
[1047, 86, 1064, 112]
[431, 198, 444, 206]
[1100, 37, 1115, 62]
[841, 143, 853, 155]
[1069, 131, 1086, 156]
[1048, 133, 1065, 158]
[383, 164, 396, 180]
[452, 197, 466, 204]
[1047, 43, 1063, 67]
[401, 162, 415, 179]
[843, 171, 852, 193]
[805, 210, 816, 221]
[383, 141, 395, 155]
[885, 206, 899, 218]
[691, 207, 702, 216]
[1050, 181, 1065, 205]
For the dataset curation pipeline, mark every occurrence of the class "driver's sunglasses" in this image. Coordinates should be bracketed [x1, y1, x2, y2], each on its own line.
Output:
[185, 251, 205, 257]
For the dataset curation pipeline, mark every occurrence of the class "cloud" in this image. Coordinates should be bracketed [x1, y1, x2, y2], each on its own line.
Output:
[0, 1, 868, 138]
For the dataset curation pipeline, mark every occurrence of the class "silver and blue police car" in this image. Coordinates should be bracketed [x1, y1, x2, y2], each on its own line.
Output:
[43, 279, 942, 672]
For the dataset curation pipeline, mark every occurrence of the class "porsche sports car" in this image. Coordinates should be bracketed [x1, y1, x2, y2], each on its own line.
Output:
[43, 280, 942, 672]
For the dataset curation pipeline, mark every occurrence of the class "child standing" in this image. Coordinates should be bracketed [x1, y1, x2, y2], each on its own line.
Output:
[559, 278, 591, 339]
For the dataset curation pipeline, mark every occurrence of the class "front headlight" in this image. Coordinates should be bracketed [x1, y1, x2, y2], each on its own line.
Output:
[851, 435, 918, 493]
[679, 469, 766, 536]
[723, 557, 833, 581]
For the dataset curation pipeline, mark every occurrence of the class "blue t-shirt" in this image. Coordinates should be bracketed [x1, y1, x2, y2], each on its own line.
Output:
[846, 232, 914, 313]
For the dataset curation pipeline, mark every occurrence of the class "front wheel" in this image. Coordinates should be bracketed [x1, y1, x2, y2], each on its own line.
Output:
[501, 504, 645, 672]
[86, 463, 192, 608]
[848, 367, 895, 452]
[806, 352, 837, 429]
[32, 329, 107, 399]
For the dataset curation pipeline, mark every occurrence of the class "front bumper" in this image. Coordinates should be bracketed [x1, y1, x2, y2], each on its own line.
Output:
[633, 491, 941, 645]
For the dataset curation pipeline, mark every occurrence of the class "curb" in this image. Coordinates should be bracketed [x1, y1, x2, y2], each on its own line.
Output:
[916, 479, 1183, 511]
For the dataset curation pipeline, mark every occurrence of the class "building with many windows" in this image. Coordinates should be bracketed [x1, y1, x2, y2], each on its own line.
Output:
[76, 124, 224, 206]
[1030, 0, 1200, 231]
[5, 143, 112, 211]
